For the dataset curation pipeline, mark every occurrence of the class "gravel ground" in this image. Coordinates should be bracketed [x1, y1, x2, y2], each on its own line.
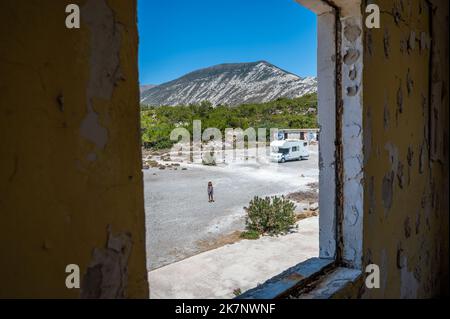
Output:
[144, 145, 319, 270]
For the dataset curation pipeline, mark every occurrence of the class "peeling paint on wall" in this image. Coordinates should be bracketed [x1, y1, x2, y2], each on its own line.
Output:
[80, 0, 125, 154]
[0, 0, 148, 298]
[81, 226, 133, 299]
[362, 0, 448, 298]
[341, 11, 365, 269]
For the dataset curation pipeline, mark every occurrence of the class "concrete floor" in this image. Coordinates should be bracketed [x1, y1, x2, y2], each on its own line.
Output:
[149, 216, 319, 299]
[144, 145, 319, 270]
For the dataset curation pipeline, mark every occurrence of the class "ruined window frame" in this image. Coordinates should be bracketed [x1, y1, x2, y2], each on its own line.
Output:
[238, 0, 365, 299]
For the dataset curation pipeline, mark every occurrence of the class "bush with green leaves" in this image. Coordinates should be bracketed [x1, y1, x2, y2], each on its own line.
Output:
[244, 196, 296, 236]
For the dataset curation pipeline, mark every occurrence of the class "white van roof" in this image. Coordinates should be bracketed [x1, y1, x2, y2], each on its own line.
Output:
[270, 139, 304, 147]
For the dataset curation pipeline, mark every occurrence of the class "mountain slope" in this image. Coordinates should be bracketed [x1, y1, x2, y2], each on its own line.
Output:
[140, 84, 156, 94]
[140, 61, 317, 106]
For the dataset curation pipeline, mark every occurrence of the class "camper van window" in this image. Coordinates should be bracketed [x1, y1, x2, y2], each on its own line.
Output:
[278, 148, 289, 154]
[292, 146, 298, 152]
[303, 142, 308, 147]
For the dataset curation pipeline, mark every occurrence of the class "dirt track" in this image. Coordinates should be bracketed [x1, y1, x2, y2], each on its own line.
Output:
[144, 145, 319, 270]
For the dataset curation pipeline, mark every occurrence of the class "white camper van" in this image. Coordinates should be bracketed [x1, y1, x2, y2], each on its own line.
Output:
[270, 139, 309, 163]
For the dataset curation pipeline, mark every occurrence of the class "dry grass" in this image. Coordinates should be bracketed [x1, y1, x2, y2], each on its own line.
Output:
[287, 189, 318, 203]
[295, 210, 319, 221]
[196, 231, 244, 252]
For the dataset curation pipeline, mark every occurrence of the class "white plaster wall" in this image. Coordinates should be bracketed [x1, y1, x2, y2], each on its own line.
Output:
[317, 10, 338, 260]
[340, 13, 364, 269]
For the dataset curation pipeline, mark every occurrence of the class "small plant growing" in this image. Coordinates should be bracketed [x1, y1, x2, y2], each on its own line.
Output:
[233, 288, 242, 297]
[244, 196, 296, 236]
[202, 152, 217, 166]
[202, 158, 217, 166]
[240, 229, 260, 240]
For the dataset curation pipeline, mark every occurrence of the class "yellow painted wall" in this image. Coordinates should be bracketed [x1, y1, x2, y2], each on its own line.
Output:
[0, 0, 149, 298]
[360, 0, 448, 298]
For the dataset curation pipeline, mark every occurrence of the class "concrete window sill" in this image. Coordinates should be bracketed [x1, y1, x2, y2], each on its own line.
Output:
[296, 267, 362, 299]
[237, 258, 361, 299]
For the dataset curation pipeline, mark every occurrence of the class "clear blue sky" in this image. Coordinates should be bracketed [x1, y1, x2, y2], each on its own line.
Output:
[138, 0, 317, 85]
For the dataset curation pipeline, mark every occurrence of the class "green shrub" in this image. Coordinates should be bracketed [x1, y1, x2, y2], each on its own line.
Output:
[202, 157, 217, 166]
[240, 230, 260, 240]
[244, 196, 296, 236]
[233, 288, 242, 297]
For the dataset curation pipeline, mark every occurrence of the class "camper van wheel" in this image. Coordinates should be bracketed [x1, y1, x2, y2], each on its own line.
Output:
[280, 158, 285, 163]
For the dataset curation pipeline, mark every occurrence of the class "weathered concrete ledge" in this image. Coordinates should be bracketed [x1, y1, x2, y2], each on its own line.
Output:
[237, 257, 334, 299]
[298, 267, 362, 299]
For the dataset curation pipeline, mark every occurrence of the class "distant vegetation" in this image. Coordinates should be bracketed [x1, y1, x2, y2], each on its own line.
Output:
[140, 93, 317, 150]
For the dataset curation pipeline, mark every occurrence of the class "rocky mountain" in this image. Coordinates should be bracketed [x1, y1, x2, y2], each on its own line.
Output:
[140, 61, 317, 106]
[139, 84, 156, 94]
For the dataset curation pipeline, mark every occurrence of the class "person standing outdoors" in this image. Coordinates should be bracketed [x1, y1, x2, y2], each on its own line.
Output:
[207, 181, 214, 202]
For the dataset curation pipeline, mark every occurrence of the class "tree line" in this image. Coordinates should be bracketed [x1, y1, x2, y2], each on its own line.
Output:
[140, 93, 318, 149]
